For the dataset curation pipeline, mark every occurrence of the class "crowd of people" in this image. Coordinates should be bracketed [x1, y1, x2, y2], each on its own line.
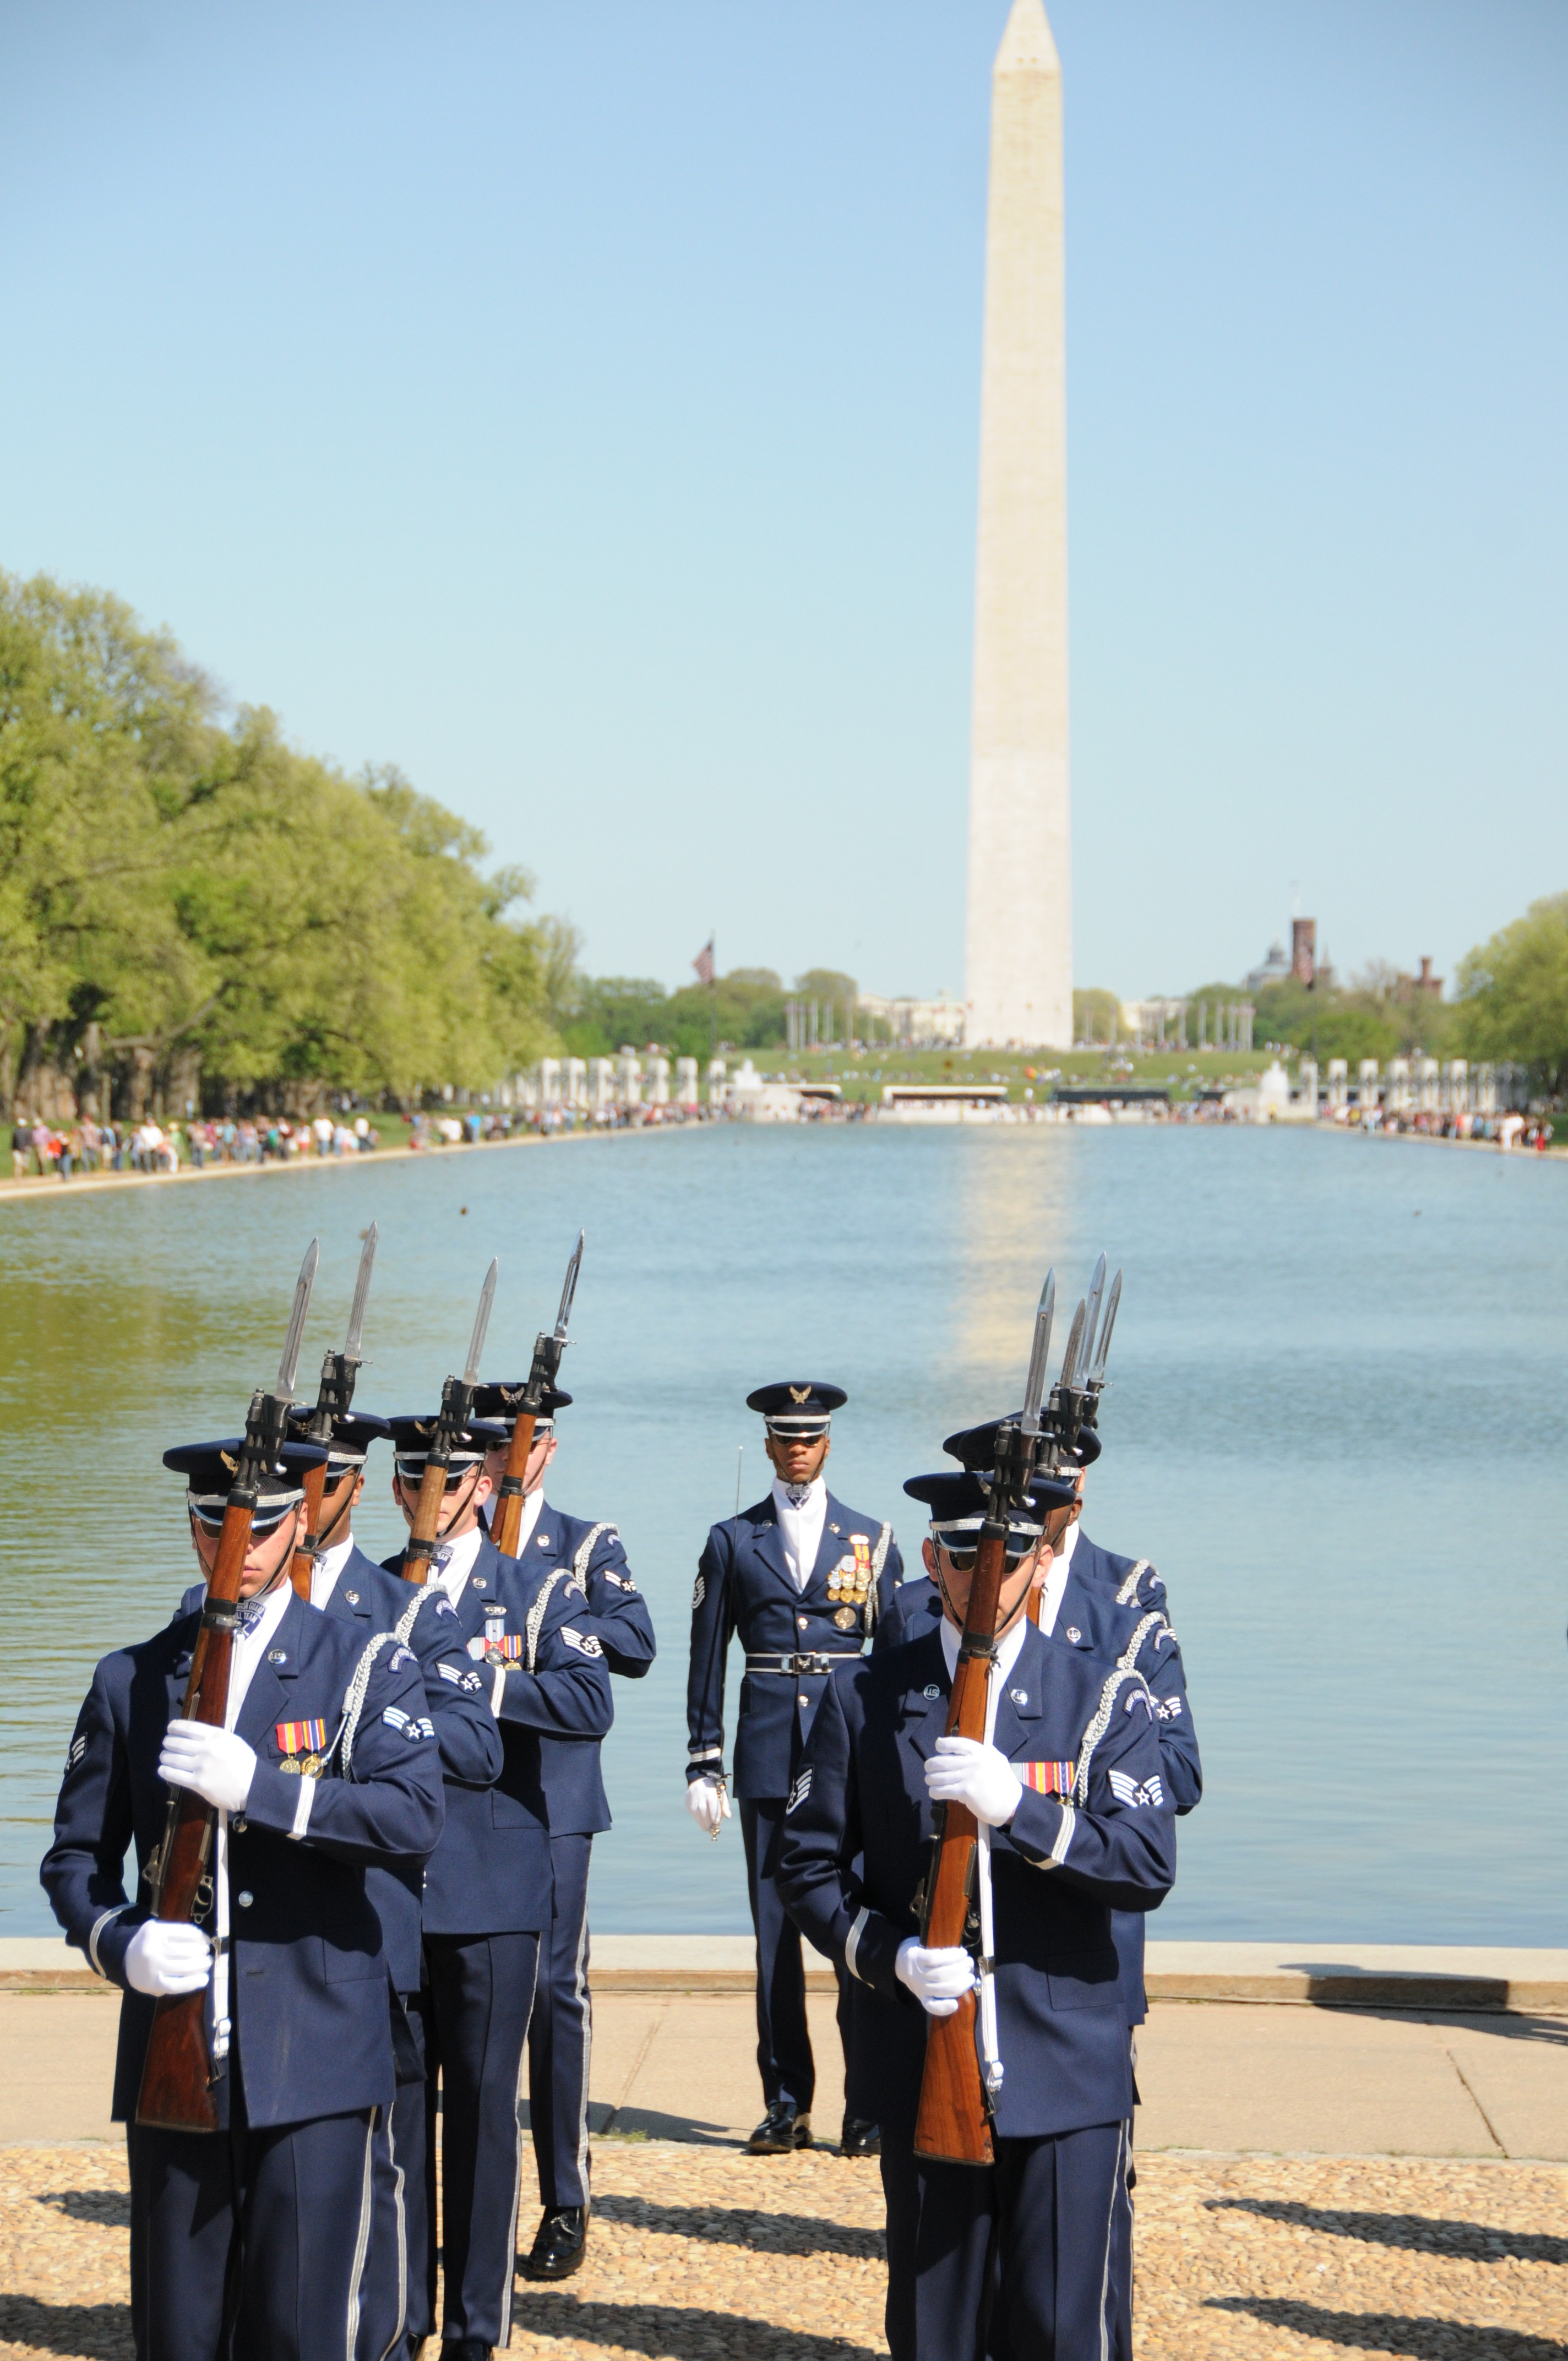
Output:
[7, 1112, 382, 1180]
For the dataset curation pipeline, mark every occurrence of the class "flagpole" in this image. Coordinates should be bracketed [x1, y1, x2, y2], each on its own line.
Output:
[709, 933, 716, 1058]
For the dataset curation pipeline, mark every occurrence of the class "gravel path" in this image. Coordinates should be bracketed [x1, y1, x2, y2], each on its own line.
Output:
[0, 2139, 1562, 2359]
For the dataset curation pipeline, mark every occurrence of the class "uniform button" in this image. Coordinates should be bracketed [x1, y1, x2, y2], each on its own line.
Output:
[797, 1615, 808, 1630]
[798, 1693, 809, 1707]
[237, 1891, 254, 1909]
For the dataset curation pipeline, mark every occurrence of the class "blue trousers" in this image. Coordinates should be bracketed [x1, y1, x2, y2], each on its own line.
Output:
[423, 1929, 541, 2347]
[359, 1989, 431, 2361]
[127, 2103, 377, 2361]
[740, 1796, 849, 2116]
[527, 1832, 595, 2211]
[879, 2119, 1131, 2361]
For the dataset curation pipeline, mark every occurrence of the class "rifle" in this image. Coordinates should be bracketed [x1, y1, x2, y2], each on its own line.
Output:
[402, 1258, 499, 1584]
[913, 1271, 1057, 2167]
[490, 1232, 584, 1559]
[136, 1241, 319, 2132]
[286, 1224, 379, 1599]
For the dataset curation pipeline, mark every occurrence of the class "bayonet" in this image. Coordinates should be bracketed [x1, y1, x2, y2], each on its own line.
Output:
[464, 1259, 499, 1387]
[1090, 1269, 1122, 1388]
[1082, 1252, 1108, 1374]
[1020, 1271, 1055, 1435]
[1057, 1298, 1088, 1396]
[342, 1223, 378, 1364]
[275, 1239, 319, 1403]
[553, 1230, 584, 1341]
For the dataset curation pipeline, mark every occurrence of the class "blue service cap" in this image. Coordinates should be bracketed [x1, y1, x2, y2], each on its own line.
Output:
[468, 1383, 572, 1433]
[747, 1380, 846, 1437]
[903, 1466, 1069, 1557]
[942, 1412, 1101, 1494]
[385, 1412, 508, 1479]
[163, 1437, 328, 1526]
[285, 1406, 391, 1475]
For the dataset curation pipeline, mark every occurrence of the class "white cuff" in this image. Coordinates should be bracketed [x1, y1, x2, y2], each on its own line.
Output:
[491, 1667, 508, 1718]
[1049, 1801, 1075, 1864]
[87, 1905, 128, 1978]
[844, 1906, 871, 1983]
[289, 1775, 318, 1841]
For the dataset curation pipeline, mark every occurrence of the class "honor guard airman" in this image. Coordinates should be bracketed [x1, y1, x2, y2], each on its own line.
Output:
[384, 1411, 614, 2360]
[472, 1380, 656, 2283]
[175, 1407, 505, 2361]
[687, 1381, 902, 2156]
[44, 1439, 447, 2361]
[776, 1459, 1177, 2361]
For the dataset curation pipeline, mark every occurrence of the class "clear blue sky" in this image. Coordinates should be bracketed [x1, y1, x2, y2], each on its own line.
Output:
[2, 1, 1564, 1004]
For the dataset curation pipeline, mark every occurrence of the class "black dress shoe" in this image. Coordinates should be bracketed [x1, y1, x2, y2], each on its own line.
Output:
[839, 2115, 881, 2157]
[747, 2100, 813, 2153]
[521, 2205, 589, 2281]
[440, 2344, 491, 2360]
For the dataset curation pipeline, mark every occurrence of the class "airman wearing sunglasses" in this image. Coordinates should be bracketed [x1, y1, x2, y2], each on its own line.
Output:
[777, 1462, 1175, 2361]
[44, 1438, 447, 2361]
[382, 1412, 614, 2361]
[470, 1383, 656, 2286]
[175, 1408, 503, 2361]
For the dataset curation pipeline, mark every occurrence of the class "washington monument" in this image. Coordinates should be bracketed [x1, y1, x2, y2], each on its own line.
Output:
[963, 0, 1071, 1050]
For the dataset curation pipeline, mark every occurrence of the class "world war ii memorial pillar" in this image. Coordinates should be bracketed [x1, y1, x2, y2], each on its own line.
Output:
[962, 0, 1072, 1051]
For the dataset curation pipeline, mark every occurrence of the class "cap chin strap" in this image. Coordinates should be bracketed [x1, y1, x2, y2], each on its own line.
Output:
[933, 1542, 1040, 1641]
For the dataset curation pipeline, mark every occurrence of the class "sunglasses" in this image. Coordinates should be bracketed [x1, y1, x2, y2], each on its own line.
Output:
[938, 1546, 1036, 1575]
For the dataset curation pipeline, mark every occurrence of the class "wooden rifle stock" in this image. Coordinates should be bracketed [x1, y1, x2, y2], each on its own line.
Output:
[913, 1519, 1009, 2167]
[135, 1485, 254, 2132]
[490, 1408, 538, 1560]
[403, 1374, 473, 1584]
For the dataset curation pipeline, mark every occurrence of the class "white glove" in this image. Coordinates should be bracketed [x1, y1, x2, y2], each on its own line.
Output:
[125, 1921, 214, 1997]
[685, 1776, 731, 1835]
[896, 1938, 977, 2018]
[159, 1721, 257, 1814]
[924, 1736, 1023, 1827]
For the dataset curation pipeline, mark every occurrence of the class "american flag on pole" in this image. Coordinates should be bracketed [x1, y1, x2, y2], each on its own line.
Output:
[693, 937, 715, 985]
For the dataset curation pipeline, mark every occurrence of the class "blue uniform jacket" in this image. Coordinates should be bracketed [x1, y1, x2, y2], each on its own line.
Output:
[775, 1624, 1175, 2140]
[876, 1549, 1199, 2024]
[688, 1491, 905, 1802]
[380, 1532, 613, 1934]
[510, 1499, 656, 1836]
[1074, 1529, 1166, 1611]
[42, 1593, 446, 2128]
[178, 1543, 503, 1990]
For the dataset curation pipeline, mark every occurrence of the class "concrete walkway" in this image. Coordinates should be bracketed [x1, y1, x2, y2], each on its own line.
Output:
[7, 1982, 1565, 2161]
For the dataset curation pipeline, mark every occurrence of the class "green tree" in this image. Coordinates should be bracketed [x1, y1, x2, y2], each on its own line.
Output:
[1072, 988, 1122, 1046]
[1455, 894, 1568, 1094]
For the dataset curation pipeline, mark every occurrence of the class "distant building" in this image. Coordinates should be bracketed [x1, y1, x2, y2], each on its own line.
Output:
[1245, 940, 1292, 994]
[1291, 917, 1316, 986]
[856, 993, 967, 1048]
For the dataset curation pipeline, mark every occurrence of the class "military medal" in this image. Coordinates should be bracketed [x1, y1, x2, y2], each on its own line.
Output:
[1021, 1760, 1076, 1796]
[483, 1615, 522, 1669]
[275, 1718, 328, 1777]
[832, 1606, 858, 1630]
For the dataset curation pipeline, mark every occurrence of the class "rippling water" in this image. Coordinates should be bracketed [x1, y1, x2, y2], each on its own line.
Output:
[3, 1123, 1564, 1943]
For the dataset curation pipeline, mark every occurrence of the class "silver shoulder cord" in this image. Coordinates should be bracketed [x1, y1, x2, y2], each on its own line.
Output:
[1115, 1558, 1153, 1607]
[573, 1522, 616, 1584]
[340, 1632, 400, 1780]
[863, 1522, 893, 1635]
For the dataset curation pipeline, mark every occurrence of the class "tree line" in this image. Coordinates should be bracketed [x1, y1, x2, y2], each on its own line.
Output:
[1, 572, 557, 1122]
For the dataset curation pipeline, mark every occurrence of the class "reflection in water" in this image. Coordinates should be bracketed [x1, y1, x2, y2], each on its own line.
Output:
[955, 1129, 1076, 1390]
[3, 1124, 1566, 1944]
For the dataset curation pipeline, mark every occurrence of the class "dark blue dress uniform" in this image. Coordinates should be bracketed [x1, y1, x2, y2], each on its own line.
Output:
[688, 1483, 902, 2125]
[179, 1536, 503, 2360]
[379, 1527, 613, 2352]
[42, 1591, 445, 2361]
[776, 1621, 1176, 2361]
[511, 1498, 655, 2221]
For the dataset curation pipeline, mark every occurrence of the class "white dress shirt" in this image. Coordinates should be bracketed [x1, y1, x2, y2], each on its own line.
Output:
[310, 1534, 355, 1611]
[430, 1522, 486, 1607]
[938, 1612, 1030, 1745]
[772, 1476, 827, 1594]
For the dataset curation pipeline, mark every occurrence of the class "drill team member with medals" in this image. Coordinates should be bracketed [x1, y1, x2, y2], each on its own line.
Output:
[776, 1285, 1176, 2361]
[174, 1403, 504, 2361]
[384, 1406, 613, 2360]
[687, 1381, 902, 2156]
[473, 1380, 655, 2284]
[45, 1433, 447, 2361]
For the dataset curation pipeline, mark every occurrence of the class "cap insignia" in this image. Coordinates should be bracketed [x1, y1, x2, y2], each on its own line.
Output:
[789, 1386, 810, 1403]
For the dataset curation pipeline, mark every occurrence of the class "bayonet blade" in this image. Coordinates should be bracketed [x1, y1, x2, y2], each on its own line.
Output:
[1058, 1298, 1088, 1394]
[1090, 1270, 1123, 1384]
[275, 1239, 320, 1402]
[553, 1230, 585, 1341]
[464, 1259, 499, 1385]
[343, 1223, 379, 1363]
[1082, 1252, 1108, 1373]
[1021, 1270, 1056, 1433]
